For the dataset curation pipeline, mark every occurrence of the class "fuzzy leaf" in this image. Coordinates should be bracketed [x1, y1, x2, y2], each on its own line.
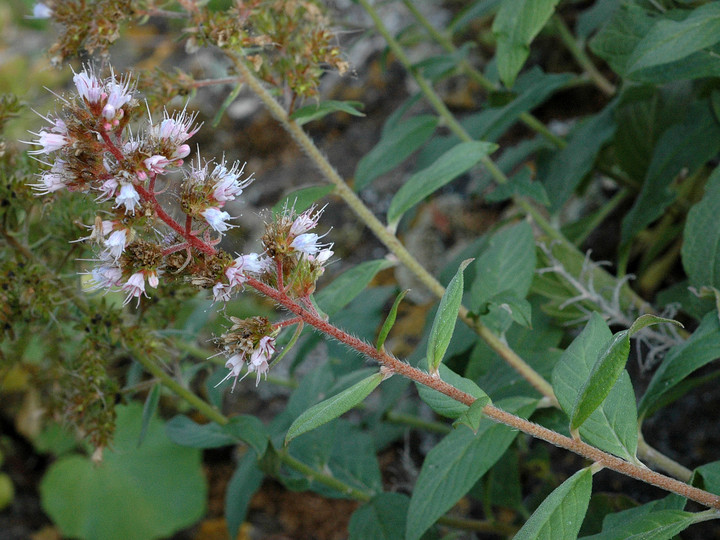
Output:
[376, 289, 409, 351]
[166, 415, 267, 455]
[427, 260, 472, 374]
[492, 0, 560, 87]
[355, 115, 438, 191]
[316, 259, 394, 317]
[225, 450, 263, 539]
[514, 468, 592, 540]
[387, 141, 496, 226]
[290, 100, 365, 125]
[349, 493, 409, 540]
[682, 165, 720, 290]
[285, 372, 383, 444]
[626, 3, 720, 74]
[552, 314, 637, 460]
[416, 364, 490, 419]
[139, 383, 161, 447]
[453, 396, 490, 433]
[405, 398, 537, 540]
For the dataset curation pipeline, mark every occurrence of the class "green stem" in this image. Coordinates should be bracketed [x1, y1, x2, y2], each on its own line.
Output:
[552, 15, 616, 96]
[401, 0, 566, 149]
[385, 411, 451, 434]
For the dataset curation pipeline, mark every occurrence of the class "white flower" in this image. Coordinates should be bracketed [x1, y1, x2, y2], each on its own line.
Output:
[88, 263, 123, 291]
[212, 282, 234, 302]
[215, 353, 246, 392]
[30, 159, 69, 194]
[144, 155, 171, 175]
[31, 3, 53, 18]
[73, 69, 104, 104]
[211, 161, 253, 203]
[312, 248, 334, 264]
[102, 78, 133, 121]
[122, 272, 146, 305]
[202, 207, 232, 233]
[97, 178, 119, 201]
[147, 271, 159, 288]
[26, 130, 68, 154]
[103, 229, 128, 260]
[225, 253, 268, 287]
[290, 233, 332, 255]
[151, 109, 199, 144]
[290, 205, 325, 236]
[248, 336, 275, 386]
[115, 183, 141, 214]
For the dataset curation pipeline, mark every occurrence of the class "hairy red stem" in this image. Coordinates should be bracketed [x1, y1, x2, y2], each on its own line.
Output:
[246, 276, 720, 511]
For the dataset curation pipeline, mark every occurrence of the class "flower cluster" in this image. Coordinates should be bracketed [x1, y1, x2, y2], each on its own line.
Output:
[26, 66, 335, 390]
[216, 316, 278, 389]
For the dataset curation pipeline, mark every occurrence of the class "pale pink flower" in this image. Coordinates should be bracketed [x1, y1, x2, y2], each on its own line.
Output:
[151, 109, 199, 144]
[225, 253, 268, 288]
[248, 336, 275, 386]
[97, 178, 119, 201]
[122, 272, 146, 305]
[290, 233, 332, 255]
[215, 353, 246, 392]
[144, 155, 171, 175]
[290, 205, 325, 236]
[101, 77, 133, 121]
[104, 229, 128, 259]
[212, 282, 234, 302]
[73, 69, 103, 104]
[30, 159, 68, 194]
[115, 183, 140, 214]
[202, 207, 232, 233]
[31, 3, 52, 18]
[88, 262, 123, 292]
[147, 271, 159, 288]
[210, 161, 253, 204]
[26, 130, 68, 154]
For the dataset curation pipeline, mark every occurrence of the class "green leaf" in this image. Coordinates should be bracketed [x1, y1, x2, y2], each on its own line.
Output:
[139, 383, 161, 446]
[211, 82, 243, 127]
[486, 166, 550, 206]
[620, 101, 720, 244]
[540, 104, 617, 211]
[427, 259, 471, 374]
[682, 165, 720, 290]
[355, 115, 438, 191]
[492, 0, 560, 87]
[582, 510, 698, 540]
[316, 259, 394, 317]
[387, 141, 497, 226]
[552, 314, 638, 461]
[453, 396, 491, 433]
[639, 312, 720, 418]
[349, 493, 409, 540]
[590, 4, 720, 83]
[290, 100, 365, 125]
[571, 315, 680, 430]
[514, 468, 592, 540]
[693, 460, 720, 495]
[376, 289, 409, 351]
[626, 3, 720, 74]
[405, 398, 537, 540]
[285, 372, 383, 444]
[470, 221, 536, 312]
[166, 414, 268, 454]
[481, 292, 532, 328]
[271, 184, 335, 216]
[416, 363, 490, 419]
[40, 404, 206, 540]
[225, 450, 264, 539]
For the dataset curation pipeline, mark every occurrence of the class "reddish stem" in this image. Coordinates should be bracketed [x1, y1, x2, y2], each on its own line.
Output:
[274, 316, 302, 329]
[246, 276, 720, 511]
[99, 131, 216, 257]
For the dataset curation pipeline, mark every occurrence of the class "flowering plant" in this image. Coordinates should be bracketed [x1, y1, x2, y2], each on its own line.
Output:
[5, 1, 720, 539]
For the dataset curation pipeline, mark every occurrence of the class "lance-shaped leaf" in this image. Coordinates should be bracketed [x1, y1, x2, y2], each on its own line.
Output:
[285, 372, 384, 444]
[387, 142, 496, 226]
[316, 259, 394, 317]
[513, 468, 592, 540]
[453, 396, 490, 433]
[416, 364, 489, 419]
[427, 260, 472, 374]
[376, 289, 409, 351]
[570, 315, 682, 431]
[355, 115, 438, 191]
[290, 100, 365, 125]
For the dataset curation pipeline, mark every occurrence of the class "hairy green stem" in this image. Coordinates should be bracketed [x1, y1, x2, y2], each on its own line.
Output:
[400, 0, 566, 149]
[552, 15, 616, 96]
[230, 51, 556, 404]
